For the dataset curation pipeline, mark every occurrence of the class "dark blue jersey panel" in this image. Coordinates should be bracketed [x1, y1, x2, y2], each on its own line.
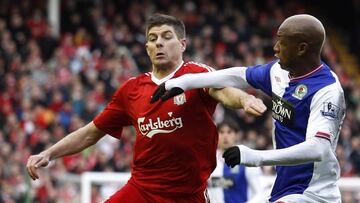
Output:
[246, 60, 277, 96]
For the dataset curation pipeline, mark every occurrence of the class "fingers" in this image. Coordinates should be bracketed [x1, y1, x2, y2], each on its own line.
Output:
[27, 156, 40, 180]
[28, 166, 39, 180]
[160, 87, 184, 101]
[151, 83, 185, 103]
[150, 83, 166, 103]
[222, 146, 241, 168]
[243, 97, 267, 117]
[35, 158, 49, 168]
[26, 155, 49, 180]
[244, 107, 263, 116]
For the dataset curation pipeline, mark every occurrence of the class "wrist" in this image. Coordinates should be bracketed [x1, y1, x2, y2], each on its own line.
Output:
[238, 145, 262, 167]
[40, 150, 52, 161]
[165, 80, 174, 90]
[165, 78, 184, 91]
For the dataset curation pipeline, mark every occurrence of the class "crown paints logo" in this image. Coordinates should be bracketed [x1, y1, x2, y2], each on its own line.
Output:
[272, 93, 294, 126]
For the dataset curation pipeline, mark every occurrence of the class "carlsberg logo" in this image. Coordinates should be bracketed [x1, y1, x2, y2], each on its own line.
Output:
[137, 116, 183, 138]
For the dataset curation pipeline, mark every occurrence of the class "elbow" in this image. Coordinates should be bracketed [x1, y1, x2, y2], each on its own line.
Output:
[311, 141, 329, 162]
[304, 138, 330, 162]
[313, 152, 323, 162]
[81, 123, 104, 146]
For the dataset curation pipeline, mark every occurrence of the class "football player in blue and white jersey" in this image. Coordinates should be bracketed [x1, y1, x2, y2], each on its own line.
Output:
[208, 121, 265, 203]
[152, 14, 346, 203]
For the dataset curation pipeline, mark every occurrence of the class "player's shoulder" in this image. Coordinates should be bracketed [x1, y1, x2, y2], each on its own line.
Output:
[182, 61, 216, 73]
[123, 73, 152, 86]
[120, 75, 140, 88]
[114, 73, 149, 95]
[313, 80, 345, 100]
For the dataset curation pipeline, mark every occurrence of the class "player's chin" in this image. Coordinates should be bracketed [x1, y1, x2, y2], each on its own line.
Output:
[278, 60, 286, 69]
[222, 144, 231, 150]
[154, 60, 171, 69]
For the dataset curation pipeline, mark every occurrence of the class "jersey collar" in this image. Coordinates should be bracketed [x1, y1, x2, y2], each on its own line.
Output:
[150, 61, 184, 85]
[289, 64, 324, 82]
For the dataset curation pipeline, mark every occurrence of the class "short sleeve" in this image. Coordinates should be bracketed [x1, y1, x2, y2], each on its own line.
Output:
[246, 61, 276, 96]
[306, 83, 346, 143]
[93, 82, 132, 139]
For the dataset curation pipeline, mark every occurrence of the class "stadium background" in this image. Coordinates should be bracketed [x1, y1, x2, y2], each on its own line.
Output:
[0, 0, 359, 202]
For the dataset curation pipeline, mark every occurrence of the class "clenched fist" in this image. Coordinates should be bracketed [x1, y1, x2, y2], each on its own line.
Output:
[222, 146, 241, 168]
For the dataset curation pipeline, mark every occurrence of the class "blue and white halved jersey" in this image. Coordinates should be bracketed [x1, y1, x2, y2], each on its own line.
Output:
[245, 61, 346, 202]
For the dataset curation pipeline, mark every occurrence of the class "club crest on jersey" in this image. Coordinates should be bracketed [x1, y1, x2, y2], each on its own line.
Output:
[321, 102, 342, 120]
[292, 84, 307, 100]
[174, 93, 186, 105]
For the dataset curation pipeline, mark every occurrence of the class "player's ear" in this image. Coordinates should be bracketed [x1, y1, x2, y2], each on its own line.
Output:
[180, 38, 186, 52]
[298, 42, 308, 56]
[145, 43, 150, 56]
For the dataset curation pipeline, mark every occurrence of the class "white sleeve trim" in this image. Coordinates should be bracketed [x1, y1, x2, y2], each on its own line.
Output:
[238, 137, 330, 167]
[165, 67, 249, 91]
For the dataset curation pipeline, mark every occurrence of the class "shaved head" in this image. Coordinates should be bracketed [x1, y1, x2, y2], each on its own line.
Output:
[274, 14, 326, 74]
[279, 14, 325, 53]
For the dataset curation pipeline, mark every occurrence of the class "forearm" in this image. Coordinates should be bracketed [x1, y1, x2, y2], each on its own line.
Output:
[209, 87, 248, 109]
[166, 67, 249, 91]
[240, 138, 329, 167]
[43, 122, 105, 160]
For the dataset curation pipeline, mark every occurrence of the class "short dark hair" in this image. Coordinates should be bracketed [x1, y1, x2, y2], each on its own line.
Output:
[217, 120, 240, 133]
[145, 13, 186, 40]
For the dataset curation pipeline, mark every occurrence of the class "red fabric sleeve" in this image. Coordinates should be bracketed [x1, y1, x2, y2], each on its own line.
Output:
[93, 82, 132, 139]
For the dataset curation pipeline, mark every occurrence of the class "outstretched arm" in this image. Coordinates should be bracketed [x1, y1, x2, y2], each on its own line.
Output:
[209, 87, 267, 116]
[26, 122, 106, 180]
[223, 137, 330, 167]
[151, 67, 249, 103]
[167, 67, 248, 91]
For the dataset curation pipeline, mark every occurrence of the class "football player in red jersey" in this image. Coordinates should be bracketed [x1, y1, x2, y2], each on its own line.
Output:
[26, 14, 266, 203]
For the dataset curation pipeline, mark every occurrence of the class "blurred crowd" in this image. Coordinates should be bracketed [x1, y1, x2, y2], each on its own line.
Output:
[0, 0, 359, 202]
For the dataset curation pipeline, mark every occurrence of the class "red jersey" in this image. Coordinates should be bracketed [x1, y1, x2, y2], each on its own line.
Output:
[93, 61, 218, 197]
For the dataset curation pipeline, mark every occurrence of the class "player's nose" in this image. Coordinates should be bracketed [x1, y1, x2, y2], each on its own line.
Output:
[156, 37, 164, 47]
[273, 41, 280, 53]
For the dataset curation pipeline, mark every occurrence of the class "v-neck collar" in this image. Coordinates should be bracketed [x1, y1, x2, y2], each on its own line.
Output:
[150, 61, 184, 85]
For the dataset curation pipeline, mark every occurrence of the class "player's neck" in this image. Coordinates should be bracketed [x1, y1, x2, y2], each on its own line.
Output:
[289, 57, 321, 78]
[152, 60, 183, 80]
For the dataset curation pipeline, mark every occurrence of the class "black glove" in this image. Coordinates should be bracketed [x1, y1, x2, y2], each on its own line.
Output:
[150, 83, 184, 103]
[222, 146, 241, 168]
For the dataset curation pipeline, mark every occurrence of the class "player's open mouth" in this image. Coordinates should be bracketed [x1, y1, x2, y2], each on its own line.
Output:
[156, 53, 165, 58]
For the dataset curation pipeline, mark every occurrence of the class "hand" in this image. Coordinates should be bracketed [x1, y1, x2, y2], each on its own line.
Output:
[26, 152, 51, 180]
[150, 83, 184, 103]
[222, 146, 241, 168]
[242, 95, 267, 117]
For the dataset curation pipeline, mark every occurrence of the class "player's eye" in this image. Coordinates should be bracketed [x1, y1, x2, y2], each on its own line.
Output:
[164, 33, 173, 40]
[148, 35, 157, 42]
